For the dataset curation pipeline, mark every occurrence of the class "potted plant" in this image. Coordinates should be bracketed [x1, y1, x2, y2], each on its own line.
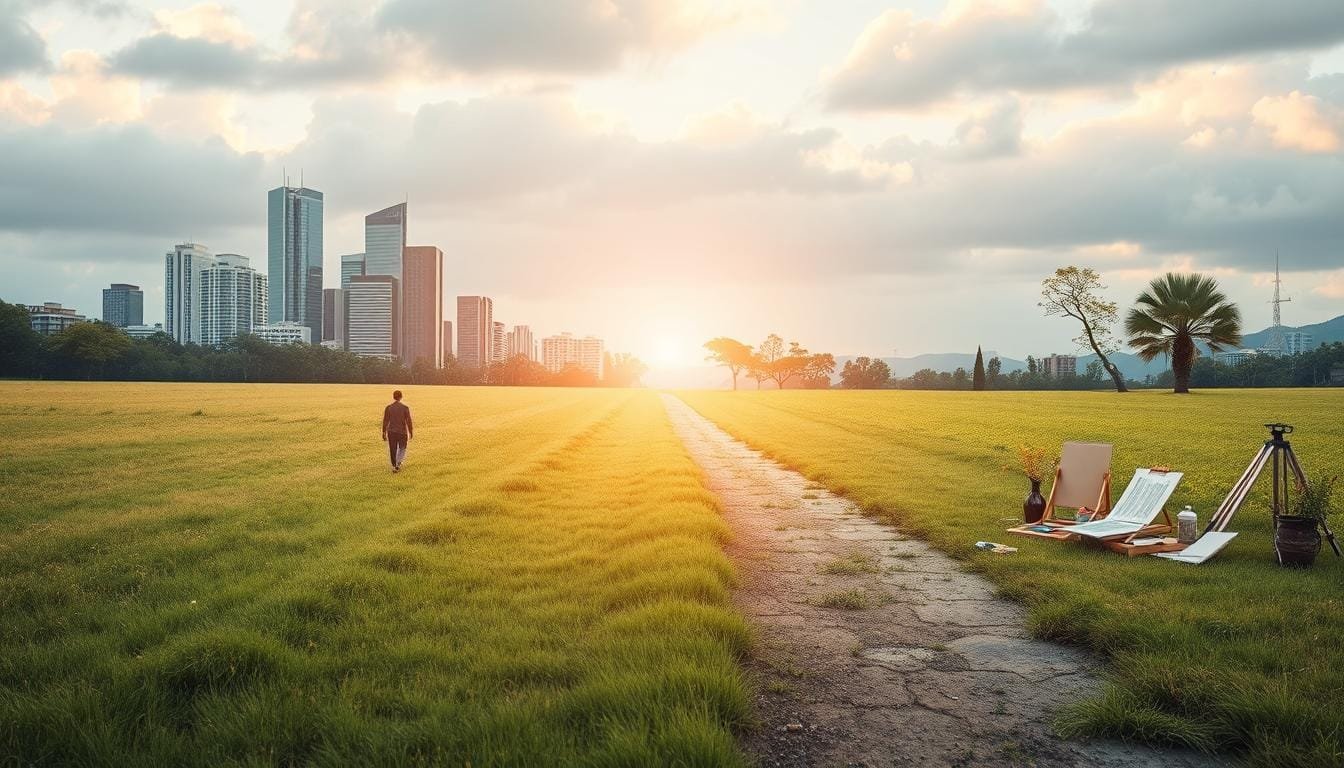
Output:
[1010, 446, 1057, 524]
[1276, 474, 1337, 568]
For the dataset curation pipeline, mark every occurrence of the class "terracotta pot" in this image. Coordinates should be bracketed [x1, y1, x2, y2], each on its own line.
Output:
[1275, 515, 1321, 568]
[1024, 479, 1046, 524]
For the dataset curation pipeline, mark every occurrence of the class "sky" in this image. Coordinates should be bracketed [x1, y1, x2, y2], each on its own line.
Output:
[1, 0, 1342, 370]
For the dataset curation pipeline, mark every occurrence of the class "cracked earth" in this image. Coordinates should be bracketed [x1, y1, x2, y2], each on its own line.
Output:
[662, 394, 1216, 768]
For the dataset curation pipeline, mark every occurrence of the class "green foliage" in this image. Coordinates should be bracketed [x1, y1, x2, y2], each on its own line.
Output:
[0, 384, 750, 765]
[1126, 272, 1243, 394]
[1292, 473, 1338, 525]
[682, 387, 1344, 764]
[972, 346, 986, 391]
[0, 299, 42, 377]
[839, 356, 891, 389]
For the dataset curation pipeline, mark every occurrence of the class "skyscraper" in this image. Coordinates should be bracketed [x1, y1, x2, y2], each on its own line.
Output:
[364, 204, 407, 280]
[27, 303, 86, 335]
[267, 185, 324, 345]
[199, 254, 267, 347]
[340, 253, 366, 289]
[492, 321, 506, 364]
[165, 242, 216, 344]
[322, 288, 347, 348]
[347, 275, 399, 359]
[455, 296, 493, 370]
[102, 284, 143, 327]
[402, 245, 443, 368]
[507, 325, 535, 361]
[443, 320, 453, 361]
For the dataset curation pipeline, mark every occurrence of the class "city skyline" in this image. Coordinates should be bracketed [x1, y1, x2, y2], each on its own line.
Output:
[1, 2, 1343, 367]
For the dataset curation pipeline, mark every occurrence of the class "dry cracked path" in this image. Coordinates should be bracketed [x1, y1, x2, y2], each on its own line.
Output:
[662, 394, 1217, 768]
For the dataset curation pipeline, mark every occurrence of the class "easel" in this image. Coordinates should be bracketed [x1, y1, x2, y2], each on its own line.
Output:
[1206, 423, 1340, 556]
[1041, 467, 1112, 524]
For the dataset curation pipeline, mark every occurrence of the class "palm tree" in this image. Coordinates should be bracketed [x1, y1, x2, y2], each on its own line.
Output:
[1125, 273, 1242, 394]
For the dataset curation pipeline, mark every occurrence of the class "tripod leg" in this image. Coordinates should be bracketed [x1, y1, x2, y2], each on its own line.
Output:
[1208, 442, 1272, 532]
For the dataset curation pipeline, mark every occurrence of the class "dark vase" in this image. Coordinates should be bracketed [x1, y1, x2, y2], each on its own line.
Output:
[1024, 479, 1047, 524]
[1275, 515, 1322, 567]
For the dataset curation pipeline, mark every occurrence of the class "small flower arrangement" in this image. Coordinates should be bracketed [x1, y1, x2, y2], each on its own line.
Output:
[1008, 445, 1057, 483]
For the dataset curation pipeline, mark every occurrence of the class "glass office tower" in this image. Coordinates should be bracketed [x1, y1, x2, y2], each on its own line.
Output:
[267, 185, 323, 345]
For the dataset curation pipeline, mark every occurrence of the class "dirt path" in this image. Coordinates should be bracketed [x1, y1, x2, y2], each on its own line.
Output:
[662, 394, 1214, 768]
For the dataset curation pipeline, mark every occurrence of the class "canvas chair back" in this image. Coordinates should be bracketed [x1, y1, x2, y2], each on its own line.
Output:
[1052, 442, 1113, 511]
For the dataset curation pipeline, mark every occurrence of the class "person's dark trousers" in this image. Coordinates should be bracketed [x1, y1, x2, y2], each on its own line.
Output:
[388, 432, 407, 467]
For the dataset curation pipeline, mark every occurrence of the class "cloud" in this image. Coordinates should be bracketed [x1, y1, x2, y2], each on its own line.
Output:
[949, 98, 1023, 159]
[106, 0, 757, 90]
[0, 2, 47, 75]
[374, 0, 754, 75]
[1252, 91, 1342, 152]
[0, 124, 263, 235]
[827, 0, 1344, 110]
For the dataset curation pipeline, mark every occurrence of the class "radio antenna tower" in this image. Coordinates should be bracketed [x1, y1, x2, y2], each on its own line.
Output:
[1268, 251, 1291, 355]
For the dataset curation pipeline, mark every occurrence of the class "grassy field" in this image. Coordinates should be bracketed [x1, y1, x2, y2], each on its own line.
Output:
[0, 382, 750, 766]
[680, 388, 1344, 767]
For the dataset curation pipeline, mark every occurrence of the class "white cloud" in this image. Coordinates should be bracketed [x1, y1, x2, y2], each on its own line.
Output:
[1252, 90, 1342, 152]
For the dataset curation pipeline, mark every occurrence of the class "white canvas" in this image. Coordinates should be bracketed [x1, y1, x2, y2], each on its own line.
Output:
[1069, 469, 1182, 539]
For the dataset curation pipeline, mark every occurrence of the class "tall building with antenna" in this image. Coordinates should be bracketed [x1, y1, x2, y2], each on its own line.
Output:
[267, 181, 324, 345]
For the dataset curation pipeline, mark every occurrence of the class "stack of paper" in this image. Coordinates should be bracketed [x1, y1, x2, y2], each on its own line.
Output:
[1153, 532, 1239, 564]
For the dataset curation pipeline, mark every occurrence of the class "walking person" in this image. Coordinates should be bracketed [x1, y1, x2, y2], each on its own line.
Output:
[382, 390, 413, 473]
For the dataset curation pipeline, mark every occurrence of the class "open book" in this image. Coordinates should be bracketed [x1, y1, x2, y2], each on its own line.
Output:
[1068, 468, 1183, 540]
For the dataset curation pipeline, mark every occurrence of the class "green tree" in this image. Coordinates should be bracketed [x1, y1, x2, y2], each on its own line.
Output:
[0, 299, 42, 377]
[1040, 266, 1129, 392]
[703, 337, 753, 390]
[986, 356, 1002, 387]
[840, 357, 891, 389]
[48, 321, 131, 379]
[972, 346, 986, 391]
[1125, 272, 1242, 394]
[1026, 355, 1038, 375]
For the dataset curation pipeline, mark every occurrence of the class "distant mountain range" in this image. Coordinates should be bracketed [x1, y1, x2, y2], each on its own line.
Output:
[644, 314, 1344, 389]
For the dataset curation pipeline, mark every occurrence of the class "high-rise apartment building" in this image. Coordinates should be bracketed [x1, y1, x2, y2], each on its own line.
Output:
[1285, 332, 1314, 355]
[542, 332, 604, 378]
[27, 302, 86, 335]
[322, 288, 347, 348]
[443, 320, 453, 361]
[267, 185, 324, 344]
[492, 321, 506, 364]
[165, 242, 216, 344]
[455, 296, 493, 370]
[340, 253, 366, 289]
[347, 275, 399, 359]
[102, 284, 143, 327]
[364, 204, 407, 280]
[506, 325, 535, 361]
[1041, 354, 1077, 377]
[402, 245, 443, 368]
[199, 254, 267, 347]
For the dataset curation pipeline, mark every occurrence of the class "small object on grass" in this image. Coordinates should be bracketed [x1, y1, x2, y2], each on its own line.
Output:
[1177, 506, 1198, 544]
[974, 541, 1018, 554]
[785, 722, 803, 732]
[1076, 506, 1093, 523]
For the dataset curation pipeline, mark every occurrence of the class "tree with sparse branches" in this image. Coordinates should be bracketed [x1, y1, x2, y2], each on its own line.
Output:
[703, 337, 753, 390]
[1040, 266, 1129, 392]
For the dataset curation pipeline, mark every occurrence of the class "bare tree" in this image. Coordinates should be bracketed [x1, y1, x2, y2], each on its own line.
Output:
[1040, 266, 1129, 393]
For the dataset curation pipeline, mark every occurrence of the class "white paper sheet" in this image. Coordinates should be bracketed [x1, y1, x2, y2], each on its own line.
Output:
[1070, 469, 1183, 539]
[1153, 531, 1238, 564]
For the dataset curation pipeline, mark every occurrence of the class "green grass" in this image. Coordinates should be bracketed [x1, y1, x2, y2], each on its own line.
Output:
[820, 552, 879, 575]
[0, 382, 750, 766]
[679, 388, 1344, 766]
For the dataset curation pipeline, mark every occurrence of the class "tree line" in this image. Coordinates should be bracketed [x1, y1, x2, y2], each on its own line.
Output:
[0, 300, 646, 387]
[703, 334, 836, 390]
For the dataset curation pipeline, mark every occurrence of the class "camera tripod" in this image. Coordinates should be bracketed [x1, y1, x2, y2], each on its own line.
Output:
[1206, 423, 1340, 556]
